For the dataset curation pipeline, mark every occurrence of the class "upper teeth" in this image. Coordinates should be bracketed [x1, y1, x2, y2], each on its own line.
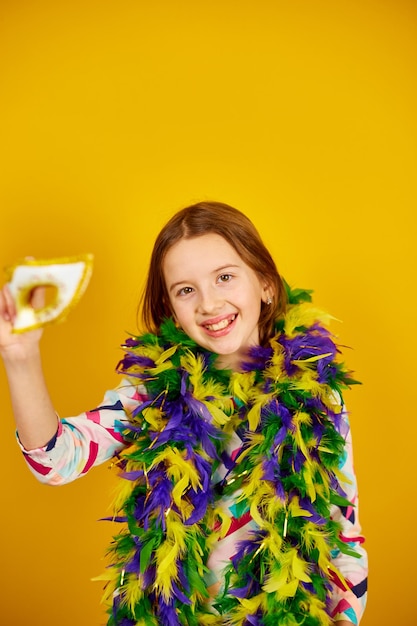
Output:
[206, 315, 236, 331]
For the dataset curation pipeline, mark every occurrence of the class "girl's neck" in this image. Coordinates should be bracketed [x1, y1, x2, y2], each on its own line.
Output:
[214, 347, 253, 372]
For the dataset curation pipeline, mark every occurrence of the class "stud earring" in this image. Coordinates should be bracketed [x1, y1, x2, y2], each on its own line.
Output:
[266, 297, 272, 305]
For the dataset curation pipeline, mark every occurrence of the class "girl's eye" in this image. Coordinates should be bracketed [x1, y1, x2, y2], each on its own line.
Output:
[177, 286, 194, 296]
[218, 274, 232, 283]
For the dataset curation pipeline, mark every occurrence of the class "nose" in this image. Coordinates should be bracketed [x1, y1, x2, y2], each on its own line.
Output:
[196, 286, 222, 315]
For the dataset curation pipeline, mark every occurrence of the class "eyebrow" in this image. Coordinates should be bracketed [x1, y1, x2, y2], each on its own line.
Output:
[168, 264, 240, 293]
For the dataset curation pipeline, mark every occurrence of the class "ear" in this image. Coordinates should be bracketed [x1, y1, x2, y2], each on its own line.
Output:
[261, 282, 274, 305]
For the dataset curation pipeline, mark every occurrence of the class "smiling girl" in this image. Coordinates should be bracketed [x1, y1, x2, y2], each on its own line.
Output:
[0, 202, 367, 625]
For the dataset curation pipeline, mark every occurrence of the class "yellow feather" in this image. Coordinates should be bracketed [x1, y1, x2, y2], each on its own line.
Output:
[142, 406, 166, 431]
[302, 466, 317, 503]
[247, 392, 275, 431]
[292, 414, 317, 484]
[239, 462, 269, 502]
[179, 351, 233, 426]
[290, 371, 322, 396]
[201, 400, 229, 426]
[292, 352, 333, 365]
[262, 548, 309, 599]
[111, 477, 136, 514]
[262, 566, 289, 593]
[155, 344, 179, 365]
[299, 596, 332, 625]
[212, 506, 232, 539]
[166, 513, 189, 551]
[265, 492, 285, 523]
[230, 370, 256, 403]
[150, 360, 175, 375]
[299, 521, 319, 551]
[179, 499, 194, 520]
[288, 495, 313, 518]
[284, 303, 336, 338]
[124, 575, 145, 614]
[238, 593, 266, 613]
[92, 568, 121, 605]
[250, 492, 266, 527]
[333, 465, 352, 486]
[302, 527, 332, 574]
[171, 473, 191, 509]
[234, 432, 264, 462]
[153, 513, 190, 600]
[263, 526, 283, 559]
[180, 349, 204, 378]
[154, 541, 179, 600]
[327, 562, 350, 591]
[293, 411, 312, 441]
[150, 448, 201, 492]
[276, 578, 299, 599]
[291, 550, 312, 583]
[137, 343, 163, 363]
[268, 337, 286, 368]
[120, 442, 142, 457]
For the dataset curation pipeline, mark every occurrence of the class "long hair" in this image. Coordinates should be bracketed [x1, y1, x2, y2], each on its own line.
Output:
[140, 201, 287, 345]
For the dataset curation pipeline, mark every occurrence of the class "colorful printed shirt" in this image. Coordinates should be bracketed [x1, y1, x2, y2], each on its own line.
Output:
[17, 380, 368, 624]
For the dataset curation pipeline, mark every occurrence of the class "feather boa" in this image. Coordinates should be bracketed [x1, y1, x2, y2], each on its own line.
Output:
[100, 286, 359, 626]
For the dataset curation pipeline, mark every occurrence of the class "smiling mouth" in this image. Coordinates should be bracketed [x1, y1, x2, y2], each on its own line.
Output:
[204, 314, 237, 332]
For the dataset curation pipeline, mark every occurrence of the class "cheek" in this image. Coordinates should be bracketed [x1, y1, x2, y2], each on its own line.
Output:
[169, 301, 188, 326]
[168, 301, 179, 321]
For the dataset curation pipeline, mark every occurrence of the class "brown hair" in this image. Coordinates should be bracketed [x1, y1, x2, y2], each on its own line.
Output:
[140, 201, 287, 345]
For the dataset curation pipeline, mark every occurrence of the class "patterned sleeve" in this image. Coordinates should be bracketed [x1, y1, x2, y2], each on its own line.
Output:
[16, 379, 147, 485]
[329, 411, 368, 624]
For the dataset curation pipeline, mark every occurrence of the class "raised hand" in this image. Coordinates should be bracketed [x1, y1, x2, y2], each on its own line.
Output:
[0, 284, 45, 359]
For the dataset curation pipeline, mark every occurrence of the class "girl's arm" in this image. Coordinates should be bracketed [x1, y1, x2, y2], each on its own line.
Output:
[1, 284, 140, 485]
[18, 383, 140, 485]
[0, 284, 58, 449]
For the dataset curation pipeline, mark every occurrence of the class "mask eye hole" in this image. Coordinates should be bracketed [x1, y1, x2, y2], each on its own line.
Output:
[29, 284, 59, 311]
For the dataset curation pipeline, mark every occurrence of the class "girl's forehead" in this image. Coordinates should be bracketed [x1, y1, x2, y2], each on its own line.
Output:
[163, 234, 245, 279]
[166, 233, 240, 262]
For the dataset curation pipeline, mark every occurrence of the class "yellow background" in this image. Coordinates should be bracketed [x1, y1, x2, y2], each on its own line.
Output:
[0, 1, 416, 624]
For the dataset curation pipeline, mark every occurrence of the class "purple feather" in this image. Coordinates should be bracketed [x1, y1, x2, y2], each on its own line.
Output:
[171, 581, 192, 605]
[125, 549, 141, 575]
[99, 515, 128, 523]
[243, 345, 273, 371]
[142, 476, 173, 526]
[278, 327, 337, 377]
[230, 530, 265, 570]
[293, 448, 306, 473]
[176, 562, 191, 593]
[272, 425, 287, 448]
[190, 453, 212, 491]
[229, 581, 252, 598]
[298, 498, 327, 524]
[157, 598, 182, 626]
[121, 470, 144, 481]
[185, 489, 211, 525]
[278, 403, 294, 431]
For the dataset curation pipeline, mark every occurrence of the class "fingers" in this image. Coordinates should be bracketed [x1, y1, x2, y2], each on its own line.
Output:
[29, 285, 46, 310]
[0, 284, 16, 323]
[0, 284, 47, 324]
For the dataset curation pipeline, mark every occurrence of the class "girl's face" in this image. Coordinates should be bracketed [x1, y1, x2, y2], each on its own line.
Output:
[163, 233, 270, 370]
